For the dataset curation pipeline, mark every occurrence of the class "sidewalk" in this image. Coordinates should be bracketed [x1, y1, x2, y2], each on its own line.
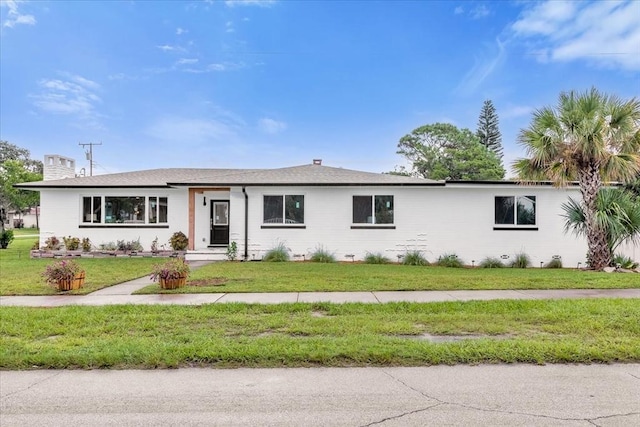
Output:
[1, 288, 639, 307]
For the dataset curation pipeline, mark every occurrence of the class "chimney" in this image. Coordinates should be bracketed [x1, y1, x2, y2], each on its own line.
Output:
[43, 154, 76, 181]
[313, 159, 322, 165]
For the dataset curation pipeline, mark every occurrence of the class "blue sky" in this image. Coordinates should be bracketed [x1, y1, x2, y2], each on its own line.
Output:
[1, 0, 639, 177]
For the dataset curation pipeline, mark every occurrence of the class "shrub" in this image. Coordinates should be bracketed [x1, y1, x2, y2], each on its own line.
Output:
[169, 231, 189, 251]
[44, 236, 61, 250]
[364, 252, 390, 264]
[81, 238, 92, 252]
[310, 245, 336, 263]
[437, 253, 463, 268]
[99, 241, 117, 251]
[402, 250, 429, 266]
[545, 258, 563, 269]
[151, 237, 159, 252]
[510, 252, 531, 268]
[226, 241, 238, 261]
[0, 229, 14, 249]
[479, 257, 504, 268]
[41, 260, 83, 285]
[117, 238, 144, 252]
[613, 254, 638, 269]
[263, 242, 290, 262]
[31, 240, 40, 250]
[150, 258, 190, 282]
[63, 236, 80, 251]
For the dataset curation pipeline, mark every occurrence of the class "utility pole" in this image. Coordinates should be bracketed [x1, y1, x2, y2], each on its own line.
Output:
[78, 142, 102, 176]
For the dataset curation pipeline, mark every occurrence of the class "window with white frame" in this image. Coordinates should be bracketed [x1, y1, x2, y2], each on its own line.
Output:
[263, 195, 304, 224]
[81, 196, 168, 225]
[353, 195, 394, 224]
[494, 196, 536, 226]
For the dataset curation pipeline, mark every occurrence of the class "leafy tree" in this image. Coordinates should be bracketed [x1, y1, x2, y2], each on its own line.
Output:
[476, 99, 503, 161]
[562, 188, 640, 259]
[514, 88, 640, 270]
[0, 142, 43, 232]
[396, 123, 505, 180]
[0, 141, 43, 174]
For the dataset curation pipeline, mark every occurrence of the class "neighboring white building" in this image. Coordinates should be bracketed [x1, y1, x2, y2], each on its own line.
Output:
[15, 156, 638, 266]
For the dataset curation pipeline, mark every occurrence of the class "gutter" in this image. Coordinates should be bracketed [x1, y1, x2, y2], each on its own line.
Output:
[242, 186, 249, 261]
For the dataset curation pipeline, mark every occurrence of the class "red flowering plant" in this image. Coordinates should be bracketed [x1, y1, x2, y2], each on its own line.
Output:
[42, 260, 83, 285]
[150, 257, 190, 282]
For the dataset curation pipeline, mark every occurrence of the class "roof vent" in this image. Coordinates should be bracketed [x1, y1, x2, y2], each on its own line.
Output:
[313, 159, 322, 165]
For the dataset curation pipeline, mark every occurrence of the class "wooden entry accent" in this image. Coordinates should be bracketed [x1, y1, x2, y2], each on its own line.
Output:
[188, 188, 229, 250]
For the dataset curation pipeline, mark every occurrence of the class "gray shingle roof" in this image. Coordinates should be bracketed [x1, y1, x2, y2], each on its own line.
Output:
[15, 164, 441, 188]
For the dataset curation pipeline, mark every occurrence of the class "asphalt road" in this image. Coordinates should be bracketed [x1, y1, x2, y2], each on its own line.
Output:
[1, 364, 639, 426]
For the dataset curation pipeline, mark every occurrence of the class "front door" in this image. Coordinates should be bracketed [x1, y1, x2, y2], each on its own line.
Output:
[210, 201, 229, 246]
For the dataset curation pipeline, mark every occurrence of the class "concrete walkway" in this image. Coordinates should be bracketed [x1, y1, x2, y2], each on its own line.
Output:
[1, 288, 639, 307]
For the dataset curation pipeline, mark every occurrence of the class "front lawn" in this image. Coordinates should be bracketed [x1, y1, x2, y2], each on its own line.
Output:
[135, 261, 640, 294]
[1, 299, 638, 369]
[0, 238, 160, 295]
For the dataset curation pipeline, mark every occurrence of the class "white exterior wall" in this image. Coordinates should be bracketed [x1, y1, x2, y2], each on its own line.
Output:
[37, 183, 638, 266]
[233, 185, 597, 267]
[39, 188, 189, 250]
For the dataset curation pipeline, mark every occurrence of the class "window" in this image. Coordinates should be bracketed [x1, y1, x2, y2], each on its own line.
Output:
[495, 196, 536, 226]
[148, 197, 168, 224]
[82, 196, 102, 223]
[353, 195, 394, 224]
[81, 196, 168, 226]
[263, 195, 304, 224]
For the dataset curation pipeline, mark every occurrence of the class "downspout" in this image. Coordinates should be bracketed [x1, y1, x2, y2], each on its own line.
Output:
[242, 187, 249, 261]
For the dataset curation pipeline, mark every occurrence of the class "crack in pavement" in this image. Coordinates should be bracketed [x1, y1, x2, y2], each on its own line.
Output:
[373, 370, 639, 425]
[0, 371, 63, 400]
[629, 372, 640, 380]
[359, 403, 443, 427]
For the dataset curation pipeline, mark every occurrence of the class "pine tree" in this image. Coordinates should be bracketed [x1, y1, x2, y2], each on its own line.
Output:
[476, 100, 503, 162]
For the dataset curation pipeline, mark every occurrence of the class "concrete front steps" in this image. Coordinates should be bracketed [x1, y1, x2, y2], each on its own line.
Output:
[185, 247, 228, 261]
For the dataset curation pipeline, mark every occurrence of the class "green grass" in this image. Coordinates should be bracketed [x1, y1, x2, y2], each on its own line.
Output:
[135, 261, 640, 294]
[0, 238, 161, 295]
[11, 228, 39, 237]
[1, 299, 638, 369]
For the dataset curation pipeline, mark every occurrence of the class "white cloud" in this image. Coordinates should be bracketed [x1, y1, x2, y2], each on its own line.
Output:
[225, 0, 277, 7]
[511, 0, 640, 70]
[176, 27, 187, 35]
[501, 105, 534, 119]
[176, 58, 199, 65]
[156, 44, 186, 53]
[2, 0, 36, 28]
[454, 6, 464, 15]
[145, 116, 240, 144]
[456, 37, 506, 95]
[471, 5, 490, 19]
[226, 21, 235, 33]
[258, 117, 287, 134]
[30, 73, 103, 129]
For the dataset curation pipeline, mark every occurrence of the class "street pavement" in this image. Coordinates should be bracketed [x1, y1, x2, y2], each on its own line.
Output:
[1, 364, 639, 426]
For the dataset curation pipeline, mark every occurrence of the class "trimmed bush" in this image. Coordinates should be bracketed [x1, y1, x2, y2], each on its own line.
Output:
[437, 253, 463, 268]
[364, 252, 390, 264]
[263, 242, 290, 262]
[402, 250, 429, 266]
[169, 232, 188, 251]
[479, 257, 504, 268]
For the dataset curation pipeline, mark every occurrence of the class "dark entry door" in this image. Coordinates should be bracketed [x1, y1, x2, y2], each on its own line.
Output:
[210, 201, 229, 245]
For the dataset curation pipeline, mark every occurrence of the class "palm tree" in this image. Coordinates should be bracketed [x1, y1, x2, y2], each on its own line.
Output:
[514, 88, 640, 270]
[562, 188, 640, 260]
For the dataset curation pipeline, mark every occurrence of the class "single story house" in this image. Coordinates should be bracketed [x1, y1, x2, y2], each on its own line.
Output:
[15, 154, 638, 266]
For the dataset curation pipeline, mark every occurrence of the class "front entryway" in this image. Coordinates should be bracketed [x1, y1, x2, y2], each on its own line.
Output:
[210, 200, 229, 246]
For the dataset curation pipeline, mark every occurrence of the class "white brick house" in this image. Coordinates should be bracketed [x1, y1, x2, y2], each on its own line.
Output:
[15, 155, 638, 266]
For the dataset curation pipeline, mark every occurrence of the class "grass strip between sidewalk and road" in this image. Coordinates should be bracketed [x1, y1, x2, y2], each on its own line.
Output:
[1, 299, 638, 369]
